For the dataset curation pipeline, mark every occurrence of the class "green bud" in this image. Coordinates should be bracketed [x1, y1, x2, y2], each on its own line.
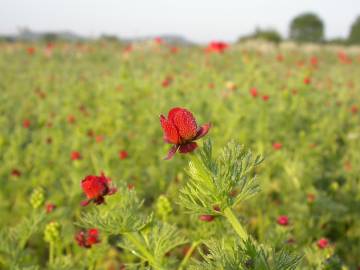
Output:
[330, 182, 339, 191]
[44, 221, 61, 243]
[30, 187, 45, 209]
[156, 195, 173, 221]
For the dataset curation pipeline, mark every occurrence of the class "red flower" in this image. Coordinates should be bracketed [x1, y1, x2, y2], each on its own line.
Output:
[277, 215, 289, 226]
[67, 115, 76, 124]
[45, 203, 56, 213]
[199, 214, 215, 222]
[154, 37, 163, 45]
[206, 41, 229, 53]
[162, 76, 173, 88]
[276, 54, 284, 62]
[127, 183, 135, 190]
[71, 151, 81, 161]
[160, 107, 210, 160]
[75, 228, 100, 248]
[95, 135, 104, 143]
[351, 105, 358, 114]
[119, 150, 128, 160]
[262, 95, 270, 101]
[23, 119, 31, 128]
[27, 47, 36, 55]
[11, 169, 21, 177]
[304, 77, 311, 85]
[250, 87, 258, 98]
[317, 238, 329, 249]
[307, 193, 316, 203]
[272, 142, 282, 150]
[80, 173, 117, 206]
[170, 47, 179, 54]
[310, 56, 318, 66]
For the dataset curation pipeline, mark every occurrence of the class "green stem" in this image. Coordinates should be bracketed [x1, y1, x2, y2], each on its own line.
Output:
[49, 242, 55, 265]
[177, 241, 200, 270]
[223, 207, 248, 241]
[125, 232, 162, 270]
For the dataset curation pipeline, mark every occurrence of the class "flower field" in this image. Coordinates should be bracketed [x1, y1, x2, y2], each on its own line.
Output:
[0, 41, 359, 269]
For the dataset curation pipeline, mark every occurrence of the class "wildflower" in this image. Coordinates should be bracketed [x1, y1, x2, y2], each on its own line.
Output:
[304, 77, 311, 85]
[250, 87, 258, 98]
[317, 238, 329, 249]
[67, 115, 76, 124]
[277, 215, 289, 226]
[351, 105, 358, 114]
[96, 135, 104, 143]
[23, 119, 31, 128]
[276, 54, 284, 62]
[45, 203, 56, 213]
[75, 228, 100, 248]
[154, 37, 163, 45]
[206, 41, 229, 53]
[262, 95, 270, 101]
[162, 76, 173, 88]
[80, 173, 117, 206]
[199, 214, 215, 222]
[310, 56, 318, 66]
[160, 107, 210, 160]
[27, 47, 36, 55]
[71, 151, 81, 161]
[11, 169, 21, 177]
[44, 221, 61, 243]
[119, 150, 128, 160]
[272, 142, 282, 150]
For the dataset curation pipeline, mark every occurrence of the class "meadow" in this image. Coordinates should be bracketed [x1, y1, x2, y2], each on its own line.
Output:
[0, 40, 359, 269]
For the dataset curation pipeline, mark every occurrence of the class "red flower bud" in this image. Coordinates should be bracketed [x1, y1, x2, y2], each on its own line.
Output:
[272, 142, 282, 150]
[23, 119, 31, 128]
[160, 107, 210, 160]
[199, 214, 215, 222]
[317, 238, 329, 249]
[45, 203, 56, 213]
[119, 150, 128, 160]
[81, 173, 117, 206]
[75, 228, 100, 248]
[71, 151, 81, 161]
[277, 215, 289, 226]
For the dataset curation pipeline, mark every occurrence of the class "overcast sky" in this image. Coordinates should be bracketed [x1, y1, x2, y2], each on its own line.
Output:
[0, 0, 359, 43]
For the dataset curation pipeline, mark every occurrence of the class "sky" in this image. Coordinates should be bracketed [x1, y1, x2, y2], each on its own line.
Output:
[0, 0, 359, 43]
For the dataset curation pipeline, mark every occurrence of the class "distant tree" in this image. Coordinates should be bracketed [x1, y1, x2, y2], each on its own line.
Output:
[42, 33, 59, 42]
[348, 16, 360, 44]
[238, 28, 282, 43]
[290, 13, 324, 43]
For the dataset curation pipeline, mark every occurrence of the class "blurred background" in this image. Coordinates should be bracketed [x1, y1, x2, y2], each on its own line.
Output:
[1, 0, 360, 45]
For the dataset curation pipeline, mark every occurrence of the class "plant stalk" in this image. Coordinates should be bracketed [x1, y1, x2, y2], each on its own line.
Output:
[223, 207, 248, 241]
[177, 240, 200, 270]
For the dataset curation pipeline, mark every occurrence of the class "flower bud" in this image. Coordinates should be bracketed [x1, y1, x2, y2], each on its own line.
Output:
[44, 221, 61, 243]
[156, 195, 173, 221]
[30, 187, 45, 209]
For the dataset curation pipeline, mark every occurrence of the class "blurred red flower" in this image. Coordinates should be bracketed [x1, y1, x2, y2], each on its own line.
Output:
[11, 169, 21, 177]
[67, 115, 76, 124]
[199, 214, 215, 222]
[71, 151, 82, 161]
[317, 238, 329, 249]
[160, 107, 210, 160]
[119, 150, 128, 160]
[23, 119, 31, 128]
[262, 95, 270, 101]
[250, 87, 258, 98]
[277, 215, 289, 226]
[162, 76, 173, 88]
[81, 173, 117, 206]
[304, 77, 311, 85]
[75, 228, 100, 248]
[45, 203, 56, 213]
[27, 47, 36, 55]
[272, 142, 282, 150]
[206, 41, 229, 53]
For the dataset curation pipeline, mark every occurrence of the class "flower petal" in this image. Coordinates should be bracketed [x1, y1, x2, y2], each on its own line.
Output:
[160, 115, 180, 144]
[195, 123, 211, 140]
[179, 142, 198, 153]
[164, 145, 179, 160]
[172, 109, 198, 141]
